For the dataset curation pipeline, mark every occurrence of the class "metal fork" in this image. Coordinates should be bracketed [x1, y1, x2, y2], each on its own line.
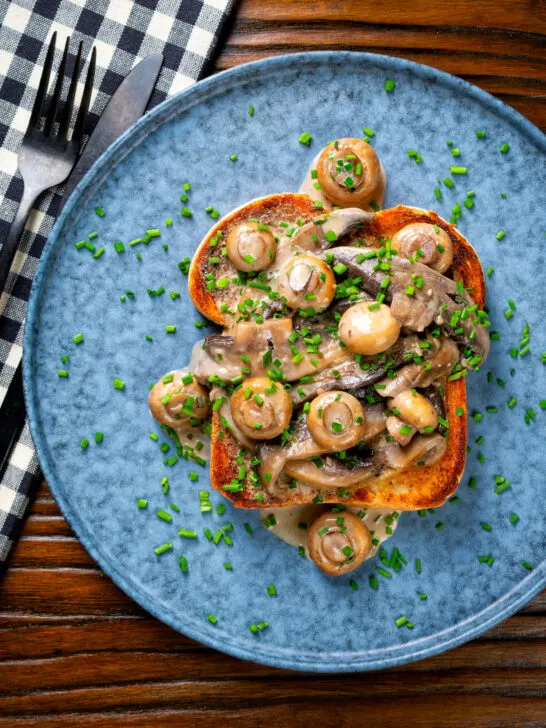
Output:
[0, 32, 96, 294]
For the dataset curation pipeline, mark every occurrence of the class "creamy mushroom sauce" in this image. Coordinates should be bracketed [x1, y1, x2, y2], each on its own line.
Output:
[261, 504, 399, 559]
[149, 137, 490, 576]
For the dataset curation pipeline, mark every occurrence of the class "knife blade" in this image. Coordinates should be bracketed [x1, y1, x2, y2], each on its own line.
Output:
[58, 52, 163, 211]
[0, 53, 164, 466]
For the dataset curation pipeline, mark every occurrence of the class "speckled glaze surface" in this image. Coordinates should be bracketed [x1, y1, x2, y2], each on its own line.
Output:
[24, 53, 546, 672]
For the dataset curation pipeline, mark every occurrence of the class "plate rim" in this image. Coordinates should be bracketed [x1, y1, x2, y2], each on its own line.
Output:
[23, 50, 546, 672]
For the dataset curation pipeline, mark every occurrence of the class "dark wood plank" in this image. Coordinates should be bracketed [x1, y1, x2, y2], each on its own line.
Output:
[0, 640, 545, 694]
[8, 537, 97, 568]
[235, 0, 546, 33]
[1, 670, 546, 715]
[0, 697, 545, 728]
[0, 569, 144, 616]
[2, 2, 545, 726]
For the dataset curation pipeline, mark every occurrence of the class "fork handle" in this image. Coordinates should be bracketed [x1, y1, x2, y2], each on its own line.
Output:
[0, 186, 39, 296]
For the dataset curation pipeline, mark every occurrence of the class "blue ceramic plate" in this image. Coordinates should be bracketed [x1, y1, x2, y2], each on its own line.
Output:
[24, 52, 546, 672]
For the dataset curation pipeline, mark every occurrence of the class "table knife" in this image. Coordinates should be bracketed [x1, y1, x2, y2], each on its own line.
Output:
[59, 52, 163, 211]
[0, 53, 163, 469]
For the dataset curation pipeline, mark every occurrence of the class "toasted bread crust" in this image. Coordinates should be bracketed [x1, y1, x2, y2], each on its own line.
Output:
[188, 194, 320, 325]
[209, 204, 486, 510]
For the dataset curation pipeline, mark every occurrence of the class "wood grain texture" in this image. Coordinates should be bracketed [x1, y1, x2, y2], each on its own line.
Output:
[1, 2, 545, 725]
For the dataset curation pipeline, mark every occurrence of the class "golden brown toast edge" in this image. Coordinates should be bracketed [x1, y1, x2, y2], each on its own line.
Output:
[188, 193, 321, 325]
[208, 204, 486, 510]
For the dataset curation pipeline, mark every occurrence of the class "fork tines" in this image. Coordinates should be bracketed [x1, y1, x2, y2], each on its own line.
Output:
[29, 32, 96, 150]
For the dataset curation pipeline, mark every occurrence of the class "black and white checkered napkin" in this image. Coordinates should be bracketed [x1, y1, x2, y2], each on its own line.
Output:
[0, 0, 234, 565]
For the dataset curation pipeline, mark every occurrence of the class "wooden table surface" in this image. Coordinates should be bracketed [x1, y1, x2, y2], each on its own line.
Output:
[1, 2, 545, 725]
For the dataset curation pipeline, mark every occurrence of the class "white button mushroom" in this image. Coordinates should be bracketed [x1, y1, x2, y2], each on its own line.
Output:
[226, 221, 277, 272]
[230, 377, 293, 440]
[149, 372, 210, 430]
[388, 389, 439, 433]
[316, 138, 384, 209]
[277, 253, 335, 311]
[308, 511, 372, 575]
[338, 302, 400, 355]
[306, 391, 366, 450]
[386, 414, 416, 446]
[392, 222, 453, 273]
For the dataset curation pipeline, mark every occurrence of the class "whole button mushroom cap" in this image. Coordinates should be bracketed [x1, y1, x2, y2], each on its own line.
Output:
[392, 222, 453, 273]
[149, 372, 210, 429]
[230, 377, 293, 440]
[277, 254, 336, 311]
[306, 390, 366, 451]
[338, 302, 400, 355]
[226, 221, 277, 272]
[388, 389, 439, 433]
[308, 511, 372, 575]
[316, 137, 384, 208]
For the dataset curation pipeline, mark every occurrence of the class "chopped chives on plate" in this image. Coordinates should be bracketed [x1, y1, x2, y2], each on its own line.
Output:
[113, 378, 125, 391]
[57, 369, 69, 378]
[298, 132, 312, 146]
[178, 528, 197, 539]
[384, 79, 395, 92]
[137, 498, 148, 509]
[154, 542, 173, 556]
[80, 437, 89, 449]
[73, 332, 84, 344]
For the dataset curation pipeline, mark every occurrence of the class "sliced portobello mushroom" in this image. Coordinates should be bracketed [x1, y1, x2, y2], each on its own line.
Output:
[193, 318, 348, 385]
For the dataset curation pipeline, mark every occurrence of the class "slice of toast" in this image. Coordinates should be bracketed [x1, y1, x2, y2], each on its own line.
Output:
[208, 204, 486, 511]
[188, 193, 321, 326]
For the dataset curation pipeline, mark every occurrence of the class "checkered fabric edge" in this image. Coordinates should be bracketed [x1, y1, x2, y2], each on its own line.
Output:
[0, 0, 234, 564]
